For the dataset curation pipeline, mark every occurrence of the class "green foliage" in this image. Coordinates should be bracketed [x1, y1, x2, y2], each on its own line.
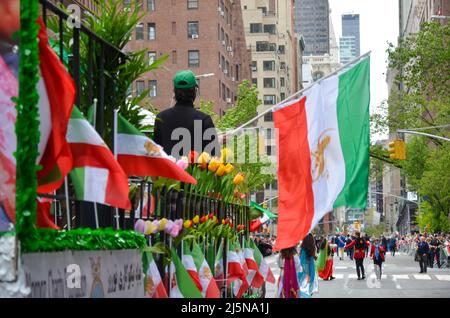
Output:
[364, 222, 388, 238]
[198, 100, 220, 126]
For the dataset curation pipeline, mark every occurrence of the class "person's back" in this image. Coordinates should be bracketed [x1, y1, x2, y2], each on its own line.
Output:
[153, 70, 219, 158]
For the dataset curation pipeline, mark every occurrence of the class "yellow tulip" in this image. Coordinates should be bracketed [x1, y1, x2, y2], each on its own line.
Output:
[145, 221, 154, 235]
[221, 148, 233, 163]
[159, 218, 168, 231]
[193, 215, 200, 224]
[224, 163, 234, 174]
[183, 220, 193, 229]
[197, 152, 211, 169]
[216, 164, 227, 177]
[233, 172, 245, 185]
[208, 157, 222, 172]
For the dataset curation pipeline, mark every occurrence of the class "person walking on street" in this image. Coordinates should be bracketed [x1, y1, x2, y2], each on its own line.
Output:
[336, 233, 346, 260]
[370, 238, 385, 279]
[345, 231, 370, 280]
[364, 233, 370, 257]
[277, 246, 301, 298]
[297, 234, 319, 298]
[317, 238, 335, 281]
[381, 235, 388, 253]
[390, 235, 397, 257]
[346, 235, 354, 260]
[417, 236, 430, 273]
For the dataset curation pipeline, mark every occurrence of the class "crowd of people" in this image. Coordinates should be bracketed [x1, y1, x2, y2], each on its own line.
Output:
[272, 230, 450, 298]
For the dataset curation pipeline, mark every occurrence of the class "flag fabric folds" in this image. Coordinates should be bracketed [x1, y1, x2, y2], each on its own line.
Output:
[169, 248, 203, 298]
[191, 242, 221, 298]
[143, 252, 168, 298]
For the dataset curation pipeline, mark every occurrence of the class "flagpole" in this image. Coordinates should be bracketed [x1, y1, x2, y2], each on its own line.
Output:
[113, 109, 120, 230]
[226, 51, 372, 136]
[64, 177, 71, 230]
[94, 203, 99, 229]
[92, 98, 98, 129]
[91, 98, 100, 228]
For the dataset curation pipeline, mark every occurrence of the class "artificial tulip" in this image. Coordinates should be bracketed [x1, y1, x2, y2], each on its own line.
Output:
[240, 193, 246, 199]
[169, 224, 181, 238]
[233, 172, 245, 185]
[174, 219, 184, 229]
[151, 220, 160, 234]
[176, 157, 189, 170]
[134, 219, 147, 234]
[193, 215, 200, 224]
[208, 157, 222, 172]
[200, 216, 207, 223]
[145, 220, 155, 235]
[224, 163, 234, 174]
[183, 220, 193, 229]
[164, 220, 174, 233]
[215, 164, 227, 176]
[222, 219, 226, 225]
[189, 150, 199, 164]
[197, 152, 211, 169]
[159, 218, 168, 231]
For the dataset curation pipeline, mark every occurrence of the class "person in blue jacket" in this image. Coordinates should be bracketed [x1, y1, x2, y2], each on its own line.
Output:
[417, 236, 430, 273]
[336, 233, 346, 260]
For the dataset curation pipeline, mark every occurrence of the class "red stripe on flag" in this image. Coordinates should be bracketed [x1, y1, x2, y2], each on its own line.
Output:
[273, 97, 314, 251]
[117, 154, 196, 184]
[70, 143, 131, 210]
[36, 18, 75, 193]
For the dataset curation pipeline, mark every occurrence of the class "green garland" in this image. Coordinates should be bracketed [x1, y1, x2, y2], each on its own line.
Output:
[14, 0, 40, 239]
[21, 228, 147, 253]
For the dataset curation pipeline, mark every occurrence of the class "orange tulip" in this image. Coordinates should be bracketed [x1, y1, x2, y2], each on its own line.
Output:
[197, 152, 211, 169]
[224, 163, 234, 174]
[208, 157, 222, 172]
[233, 172, 245, 185]
[215, 164, 227, 177]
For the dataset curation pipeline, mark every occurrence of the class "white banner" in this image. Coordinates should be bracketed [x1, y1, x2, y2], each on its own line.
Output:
[23, 249, 144, 298]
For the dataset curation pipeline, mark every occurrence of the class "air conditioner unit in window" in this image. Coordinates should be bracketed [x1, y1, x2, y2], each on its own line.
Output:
[226, 98, 232, 103]
[227, 46, 233, 52]
[217, 7, 221, 12]
[220, 11, 225, 17]
[219, 64, 222, 69]
[251, 66, 257, 71]
[223, 69, 228, 74]
[231, 77, 235, 82]
[191, 34, 199, 39]
[221, 40, 226, 46]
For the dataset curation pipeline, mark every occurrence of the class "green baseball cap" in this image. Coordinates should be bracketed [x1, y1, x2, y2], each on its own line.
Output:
[173, 70, 198, 89]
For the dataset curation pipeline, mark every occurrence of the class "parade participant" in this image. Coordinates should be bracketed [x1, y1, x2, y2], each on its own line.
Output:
[298, 234, 319, 298]
[336, 232, 346, 260]
[345, 231, 370, 280]
[364, 233, 370, 257]
[153, 70, 219, 159]
[390, 235, 397, 257]
[277, 246, 300, 298]
[317, 238, 335, 281]
[416, 236, 430, 273]
[381, 235, 388, 252]
[370, 238, 385, 279]
[346, 234, 354, 260]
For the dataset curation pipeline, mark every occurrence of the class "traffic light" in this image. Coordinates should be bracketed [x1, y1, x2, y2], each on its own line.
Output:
[388, 139, 406, 160]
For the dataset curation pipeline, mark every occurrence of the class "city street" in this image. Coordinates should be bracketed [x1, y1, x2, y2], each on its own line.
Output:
[265, 252, 450, 298]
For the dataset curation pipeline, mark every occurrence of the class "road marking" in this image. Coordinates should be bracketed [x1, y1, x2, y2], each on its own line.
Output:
[335, 266, 347, 269]
[333, 274, 344, 279]
[435, 275, 450, 282]
[348, 274, 358, 279]
[369, 274, 387, 279]
[413, 274, 431, 280]
[392, 275, 410, 280]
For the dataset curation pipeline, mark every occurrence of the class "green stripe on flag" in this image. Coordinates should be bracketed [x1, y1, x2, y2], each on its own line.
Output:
[70, 167, 85, 200]
[170, 248, 203, 298]
[249, 239, 262, 266]
[334, 57, 371, 210]
[250, 201, 277, 219]
[71, 106, 85, 120]
[191, 242, 205, 270]
[118, 113, 144, 136]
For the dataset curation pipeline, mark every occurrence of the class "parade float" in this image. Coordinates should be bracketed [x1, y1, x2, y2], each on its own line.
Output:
[0, 0, 274, 298]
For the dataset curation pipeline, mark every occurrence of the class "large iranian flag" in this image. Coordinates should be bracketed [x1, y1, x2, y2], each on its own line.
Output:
[191, 242, 221, 298]
[273, 56, 370, 250]
[67, 107, 131, 210]
[116, 114, 196, 184]
[249, 239, 275, 284]
[169, 248, 203, 298]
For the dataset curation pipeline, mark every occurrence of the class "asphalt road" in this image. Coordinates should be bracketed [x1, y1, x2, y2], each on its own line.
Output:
[264, 251, 450, 298]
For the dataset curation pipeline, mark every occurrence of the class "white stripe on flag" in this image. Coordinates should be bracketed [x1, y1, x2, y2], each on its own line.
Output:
[67, 119, 106, 146]
[84, 167, 108, 203]
[37, 75, 51, 163]
[117, 134, 171, 159]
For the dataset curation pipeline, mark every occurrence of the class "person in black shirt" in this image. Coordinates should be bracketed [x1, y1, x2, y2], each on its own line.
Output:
[153, 70, 219, 159]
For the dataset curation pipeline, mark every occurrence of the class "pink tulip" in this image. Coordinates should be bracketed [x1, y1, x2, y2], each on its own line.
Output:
[151, 220, 160, 234]
[170, 224, 181, 237]
[176, 157, 189, 170]
[174, 218, 184, 228]
[134, 219, 147, 234]
[164, 220, 174, 233]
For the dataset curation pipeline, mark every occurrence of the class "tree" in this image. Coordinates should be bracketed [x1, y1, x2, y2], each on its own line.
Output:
[372, 22, 450, 232]
[364, 222, 388, 238]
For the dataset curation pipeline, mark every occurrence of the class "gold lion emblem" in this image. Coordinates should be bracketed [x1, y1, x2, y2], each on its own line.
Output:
[144, 140, 161, 156]
[311, 129, 334, 182]
[145, 276, 155, 296]
[203, 267, 212, 279]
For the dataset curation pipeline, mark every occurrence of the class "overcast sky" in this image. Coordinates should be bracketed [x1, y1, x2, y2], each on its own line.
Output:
[329, 0, 399, 140]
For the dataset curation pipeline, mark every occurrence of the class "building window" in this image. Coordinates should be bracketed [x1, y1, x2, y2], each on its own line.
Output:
[264, 24, 276, 34]
[225, 61, 230, 76]
[256, 41, 276, 52]
[280, 77, 285, 87]
[136, 23, 144, 40]
[147, 0, 155, 11]
[280, 92, 286, 101]
[252, 78, 257, 87]
[280, 62, 286, 70]
[172, 50, 177, 64]
[263, 78, 276, 88]
[278, 45, 285, 54]
[266, 128, 272, 139]
[147, 23, 156, 40]
[136, 80, 145, 96]
[222, 83, 226, 101]
[188, 50, 200, 67]
[148, 51, 156, 65]
[266, 145, 273, 156]
[263, 60, 275, 71]
[250, 23, 262, 33]
[264, 112, 273, 122]
[187, 0, 199, 9]
[172, 22, 176, 35]
[148, 80, 157, 97]
[187, 21, 199, 39]
[263, 95, 276, 105]
[251, 61, 257, 71]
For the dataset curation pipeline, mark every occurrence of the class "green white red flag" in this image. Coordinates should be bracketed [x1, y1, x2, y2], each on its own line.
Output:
[191, 241, 221, 298]
[214, 240, 225, 290]
[143, 252, 168, 298]
[181, 241, 203, 293]
[249, 239, 276, 284]
[244, 240, 265, 288]
[227, 241, 248, 298]
[67, 107, 131, 210]
[273, 56, 371, 250]
[116, 114, 196, 184]
[169, 248, 203, 298]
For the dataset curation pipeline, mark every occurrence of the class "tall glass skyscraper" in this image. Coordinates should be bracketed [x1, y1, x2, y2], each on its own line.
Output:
[341, 14, 360, 57]
[295, 0, 330, 55]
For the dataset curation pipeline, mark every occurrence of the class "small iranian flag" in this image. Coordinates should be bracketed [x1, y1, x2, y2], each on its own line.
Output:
[143, 252, 168, 298]
[116, 114, 196, 184]
[249, 201, 277, 232]
[191, 242, 221, 298]
[67, 107, 131, 210]
[249, 239, 276, 284]
[181, 241, 203, 293]
[244, 240, 264, 288]
[227, 241, 248, 298]
[214, 240, 225, 290]
[273, 56, 371, 250]
[169, 248, 203, 298]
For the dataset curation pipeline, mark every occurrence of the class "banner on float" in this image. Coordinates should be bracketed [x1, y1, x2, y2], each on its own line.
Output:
[22, 249, 144, 298]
